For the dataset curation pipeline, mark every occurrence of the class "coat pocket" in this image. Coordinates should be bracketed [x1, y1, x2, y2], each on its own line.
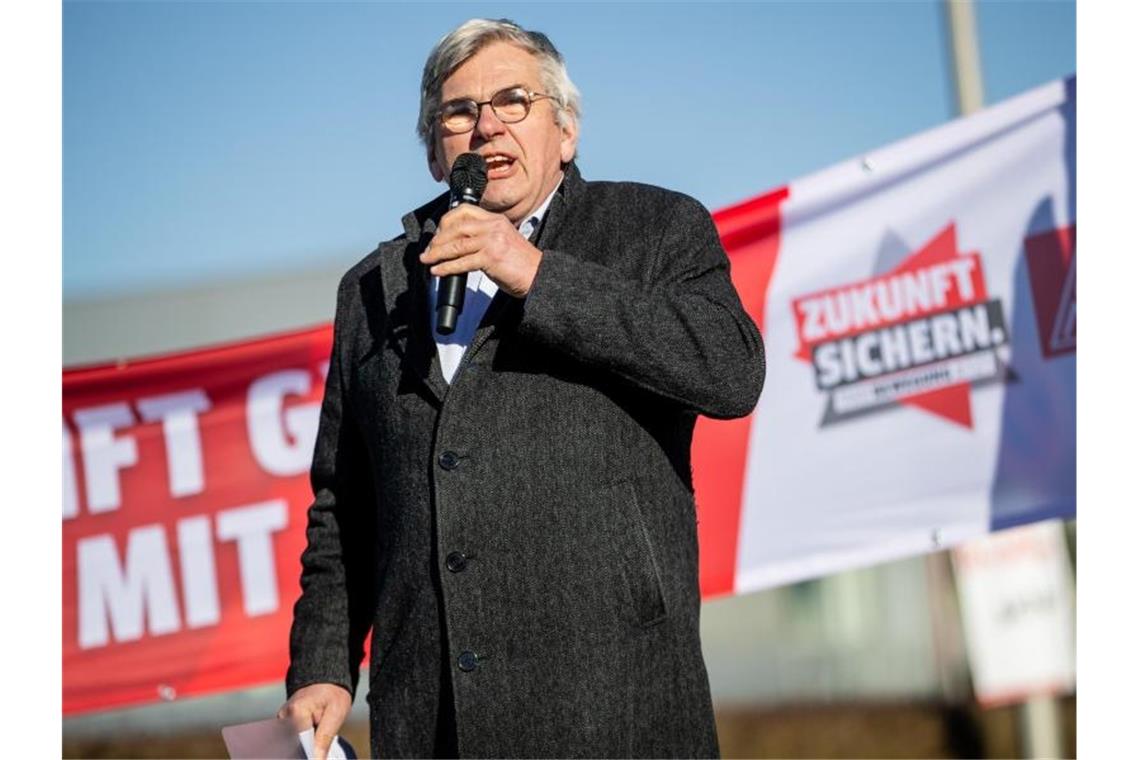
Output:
[605, 482, 668, 628]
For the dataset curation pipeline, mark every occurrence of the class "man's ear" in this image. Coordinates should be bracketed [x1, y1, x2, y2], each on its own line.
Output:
[559, 115, 579, 165]
[428, 146, 445, 183]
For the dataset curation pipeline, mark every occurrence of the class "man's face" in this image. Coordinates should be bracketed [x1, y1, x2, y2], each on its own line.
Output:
[430, 41, 578, 224]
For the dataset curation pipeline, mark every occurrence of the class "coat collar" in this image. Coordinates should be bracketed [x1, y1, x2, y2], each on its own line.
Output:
[384, 161, 584, 405]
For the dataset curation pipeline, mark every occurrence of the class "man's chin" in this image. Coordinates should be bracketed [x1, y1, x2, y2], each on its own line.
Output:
[481, 195, 524, 219]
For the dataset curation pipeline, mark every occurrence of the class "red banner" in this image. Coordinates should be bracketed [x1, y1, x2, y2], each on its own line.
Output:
[64, 328, 332, 714]
[62, 191, 787, 716]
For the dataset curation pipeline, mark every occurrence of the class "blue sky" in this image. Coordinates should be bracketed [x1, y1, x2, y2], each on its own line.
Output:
[63, 1, 1074, 300]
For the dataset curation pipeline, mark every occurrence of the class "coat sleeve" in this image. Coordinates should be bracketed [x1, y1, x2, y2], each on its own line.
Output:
[517, 192, 765, 419]
[285, 276, 376, 700]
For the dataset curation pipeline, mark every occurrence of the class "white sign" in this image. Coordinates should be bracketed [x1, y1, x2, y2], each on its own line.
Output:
[951, 520, 1075, 706]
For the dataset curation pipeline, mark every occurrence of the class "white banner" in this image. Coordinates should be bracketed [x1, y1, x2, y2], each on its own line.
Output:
[735, 77, 1076, 593]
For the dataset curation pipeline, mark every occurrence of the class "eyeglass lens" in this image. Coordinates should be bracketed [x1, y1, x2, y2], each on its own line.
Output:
[440, 88, 532, 132]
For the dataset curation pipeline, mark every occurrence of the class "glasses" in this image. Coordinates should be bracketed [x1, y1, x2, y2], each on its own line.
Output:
[437, 86, 557, 134]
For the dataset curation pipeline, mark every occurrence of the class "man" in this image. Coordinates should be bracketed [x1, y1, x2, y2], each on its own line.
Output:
[279, 18, 764, 759]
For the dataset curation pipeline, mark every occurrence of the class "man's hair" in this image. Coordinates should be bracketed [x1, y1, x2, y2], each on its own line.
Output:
[417, 18, 581, 155]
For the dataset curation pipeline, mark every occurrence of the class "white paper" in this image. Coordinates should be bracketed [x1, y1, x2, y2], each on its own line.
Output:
[221, 717, 305, 759]
[298, 727, 352, 760]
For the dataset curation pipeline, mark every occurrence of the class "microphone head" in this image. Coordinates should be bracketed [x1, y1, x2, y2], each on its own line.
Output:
[449, 153, 488, 200]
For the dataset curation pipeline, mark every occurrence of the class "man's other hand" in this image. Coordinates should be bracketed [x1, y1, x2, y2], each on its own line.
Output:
[277, 683, 352, 760]
[421, 204, 543, 298]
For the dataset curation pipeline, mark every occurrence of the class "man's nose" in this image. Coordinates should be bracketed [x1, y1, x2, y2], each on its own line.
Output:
[473, 102, 506, 140]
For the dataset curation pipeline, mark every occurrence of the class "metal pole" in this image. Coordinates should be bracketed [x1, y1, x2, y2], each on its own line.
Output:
[945, 0, 986, 114]
[1018, 695, 1065, 759]
[943, 5, 1065, 756]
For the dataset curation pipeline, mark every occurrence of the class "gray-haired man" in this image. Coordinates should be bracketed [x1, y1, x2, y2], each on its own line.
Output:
[280, 18, 763, 759]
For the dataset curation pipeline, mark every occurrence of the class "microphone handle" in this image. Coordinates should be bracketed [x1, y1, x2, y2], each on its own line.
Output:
[436, 189, 481, 335]
[436, 272, 467, 335]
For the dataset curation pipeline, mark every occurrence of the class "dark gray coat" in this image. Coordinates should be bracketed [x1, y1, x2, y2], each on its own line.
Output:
[286, 163, 764, 758]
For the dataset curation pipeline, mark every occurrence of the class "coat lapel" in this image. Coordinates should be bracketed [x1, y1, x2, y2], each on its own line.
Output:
[379, 191, 450, 406]
[404, 241, 450, 404]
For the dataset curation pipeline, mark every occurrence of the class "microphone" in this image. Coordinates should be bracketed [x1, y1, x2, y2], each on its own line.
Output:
[436, 152, 488, 335]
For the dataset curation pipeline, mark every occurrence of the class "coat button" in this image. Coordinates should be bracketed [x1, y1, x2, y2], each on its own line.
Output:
[438, 451, 459, 470]
[445, 552, 468, 573]
[457, 651, 479, 672]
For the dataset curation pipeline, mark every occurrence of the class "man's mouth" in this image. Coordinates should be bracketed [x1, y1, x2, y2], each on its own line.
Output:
[484, 153, 516, 179]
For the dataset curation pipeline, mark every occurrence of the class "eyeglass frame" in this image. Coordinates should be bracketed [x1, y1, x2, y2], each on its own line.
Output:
[435, 85, 559, 135]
